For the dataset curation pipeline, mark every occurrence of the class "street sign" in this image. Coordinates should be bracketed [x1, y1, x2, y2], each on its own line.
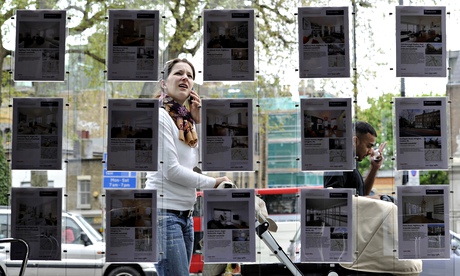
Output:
[103, 153, 137, 188]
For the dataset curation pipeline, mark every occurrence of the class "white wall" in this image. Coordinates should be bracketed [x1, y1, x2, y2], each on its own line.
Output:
[11, 163, 67, 189]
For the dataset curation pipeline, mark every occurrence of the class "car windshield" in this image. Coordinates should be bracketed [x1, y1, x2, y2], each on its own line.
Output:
[74, 214, 103, 242]
[0, 213, 10, 239]
[451, 231, 460, 255]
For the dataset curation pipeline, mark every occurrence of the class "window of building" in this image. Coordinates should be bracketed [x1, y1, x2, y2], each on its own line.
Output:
[20, 181, 30, 187]
[77, 176, 91, 209]
[20, 180, 54, 187]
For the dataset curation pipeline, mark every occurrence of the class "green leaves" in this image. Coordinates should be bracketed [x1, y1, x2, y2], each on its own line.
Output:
[0, 135, 10, 205]
[357, 92, 395, 173]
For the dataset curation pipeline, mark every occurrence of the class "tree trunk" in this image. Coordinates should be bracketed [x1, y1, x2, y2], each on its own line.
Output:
[0, 47, 6, 107]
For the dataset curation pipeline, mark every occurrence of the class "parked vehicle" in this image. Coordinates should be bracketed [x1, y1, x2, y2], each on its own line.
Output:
[287, 227, 460, 276]
[420, 230, 460, 276]
[0, 207, 157, 276]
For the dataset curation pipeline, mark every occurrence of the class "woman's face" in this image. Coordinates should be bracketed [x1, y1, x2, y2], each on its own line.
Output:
[162, 62, 194, 105]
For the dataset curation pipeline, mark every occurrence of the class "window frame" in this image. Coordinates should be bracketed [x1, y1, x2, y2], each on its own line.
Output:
[77, 176, 91, 209]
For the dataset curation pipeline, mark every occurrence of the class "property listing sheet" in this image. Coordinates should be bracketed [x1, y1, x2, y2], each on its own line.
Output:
[203, 189, 255, 263]
[201, 99, 253, 171]
[14, 10, 66, 81]
[300, 188, 353, 263]
[300, 98, 353, 171]
[396, 6, 446, 77]
[298, 7, 350, 78]
[107, 99, 159, 171]
[394, 97, 448, 170]
[12, 97, 63, 170]
[203, 9, 255, 81]
[397, 185, 450, 259]
[106, 189, 157, 262]
[11, 187, 62, 260]
[107, 10, 160, 81]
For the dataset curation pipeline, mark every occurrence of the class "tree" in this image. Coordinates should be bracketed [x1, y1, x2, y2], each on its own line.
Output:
[0, 0, 307, 194]
[419, 170, 449, 185]
[1, 4, 20, 106]
[0, 135, 11, 205]
[355, 92, 395, 174]
[1, 0, 448, 190]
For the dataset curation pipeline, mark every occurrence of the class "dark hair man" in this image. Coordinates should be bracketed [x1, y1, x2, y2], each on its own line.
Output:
[323, 121, 387, 197]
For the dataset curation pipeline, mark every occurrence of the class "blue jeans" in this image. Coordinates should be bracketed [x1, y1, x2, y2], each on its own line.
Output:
[155, 212, 194, 276]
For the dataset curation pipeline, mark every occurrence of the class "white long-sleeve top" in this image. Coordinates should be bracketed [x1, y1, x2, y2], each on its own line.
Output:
[145, 108, 216, 211]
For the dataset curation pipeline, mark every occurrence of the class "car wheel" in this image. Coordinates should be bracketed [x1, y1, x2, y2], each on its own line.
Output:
[107, 266, 141, 276]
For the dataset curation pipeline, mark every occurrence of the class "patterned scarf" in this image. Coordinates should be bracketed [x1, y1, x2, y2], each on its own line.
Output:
[160, 94, 198, 148]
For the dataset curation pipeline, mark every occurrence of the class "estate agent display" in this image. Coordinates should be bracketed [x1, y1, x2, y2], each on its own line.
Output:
[14, 10, 66, 81]
[12, 97, 63, 170]
[105, 189, 157, 262]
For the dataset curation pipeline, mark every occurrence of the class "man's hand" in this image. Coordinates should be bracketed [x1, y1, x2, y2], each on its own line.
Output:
[370, 141, 387, 168]
[364, 141, 387, 196]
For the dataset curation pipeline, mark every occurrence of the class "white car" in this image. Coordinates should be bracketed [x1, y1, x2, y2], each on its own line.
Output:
[419, 230, 460, 276]
[0, 207, 157, 276]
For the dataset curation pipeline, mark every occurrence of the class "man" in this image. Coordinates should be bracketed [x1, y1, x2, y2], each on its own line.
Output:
[324, 121, 387, 197]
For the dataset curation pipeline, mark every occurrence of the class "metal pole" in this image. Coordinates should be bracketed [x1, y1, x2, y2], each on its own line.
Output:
[0, 238, 29, 276]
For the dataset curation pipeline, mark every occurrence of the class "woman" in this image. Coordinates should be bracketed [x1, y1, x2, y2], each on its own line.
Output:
[145, 58, 230, 276]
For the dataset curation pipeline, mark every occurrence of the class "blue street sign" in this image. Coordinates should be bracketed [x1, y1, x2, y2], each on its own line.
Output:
[103, 177, 137, 188]
[102, 153, 137, 188]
